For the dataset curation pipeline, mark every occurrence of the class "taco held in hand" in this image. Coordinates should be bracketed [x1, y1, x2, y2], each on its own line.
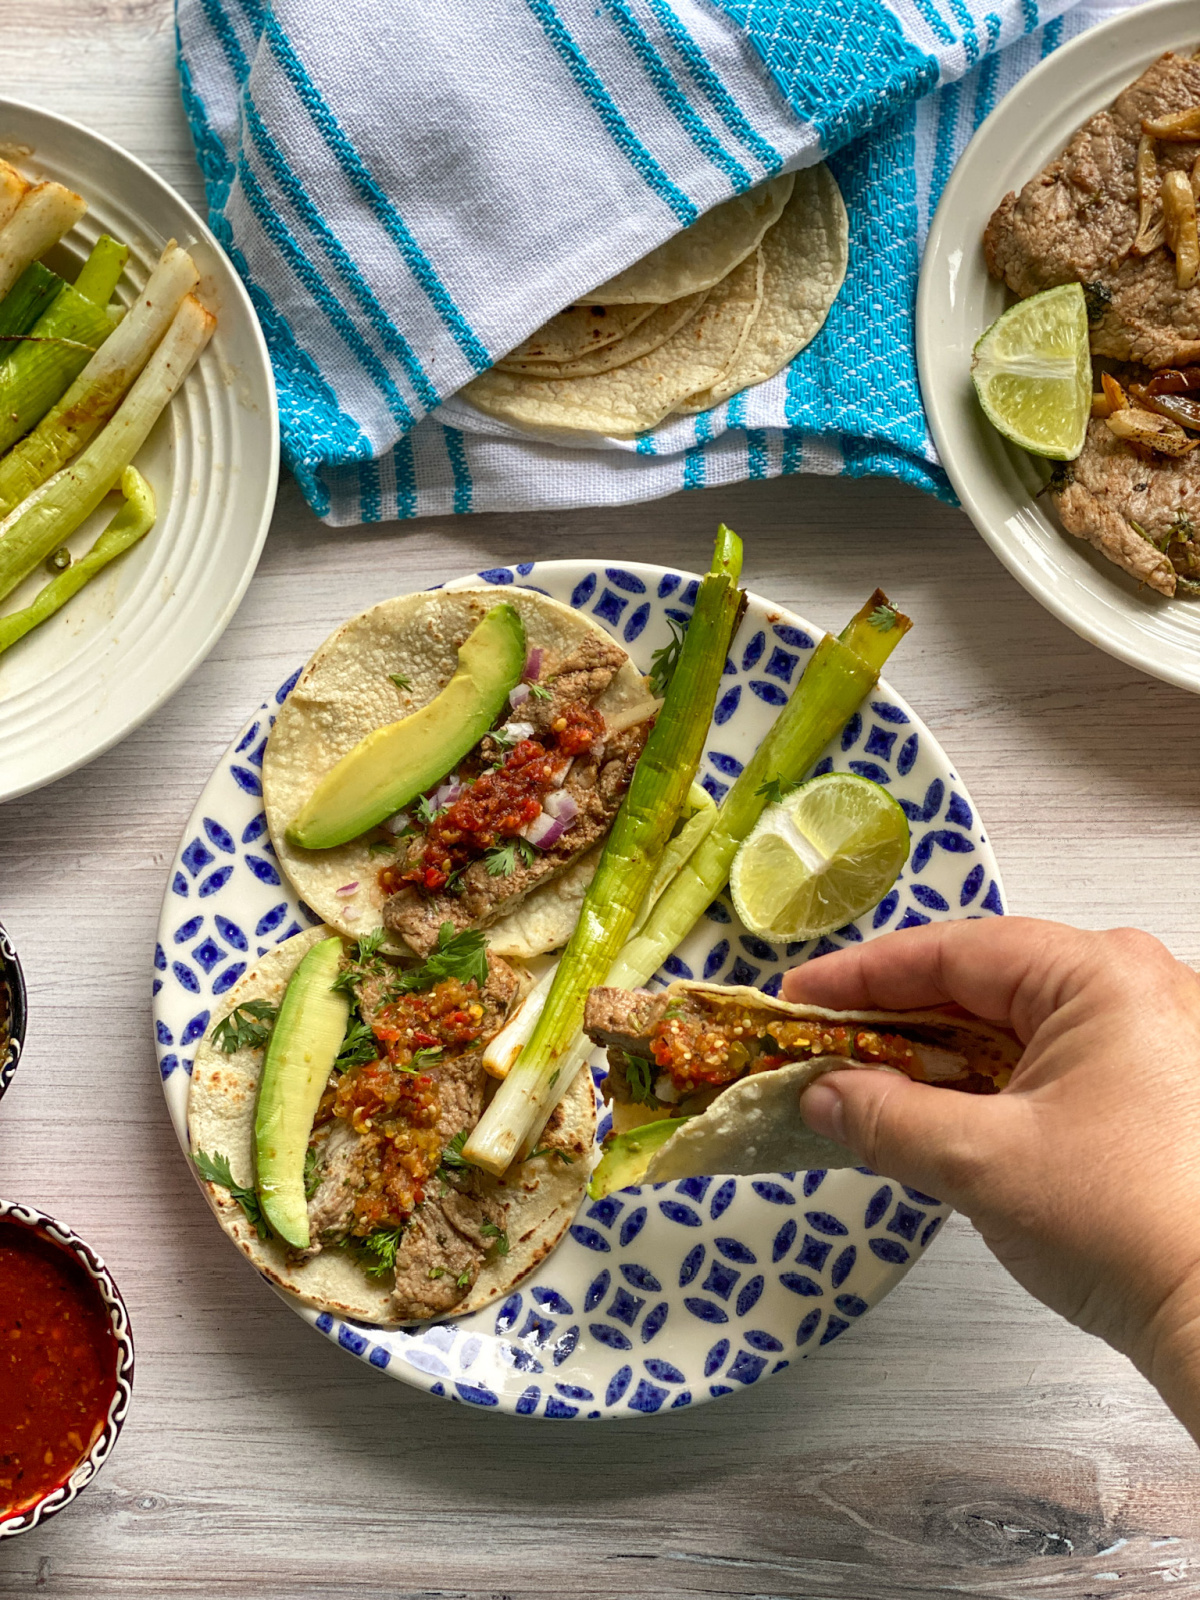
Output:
[189, 925, 594, 1324]
[263, 588, 658, 961]
[584, 980, 1022, 1196]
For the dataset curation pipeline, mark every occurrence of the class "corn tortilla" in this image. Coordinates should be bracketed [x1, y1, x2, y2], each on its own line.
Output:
[676, 163, 848, 414]
[461, 252, 764, 439]
[576, 174, 793, 304]
[496, 301, 658, 371]
[498, 290, 709, 379]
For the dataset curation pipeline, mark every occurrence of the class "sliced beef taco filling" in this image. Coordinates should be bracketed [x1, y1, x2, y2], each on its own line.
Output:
[381, 634, 654, 955]
[302, 943, 522, 1317]
[586, 985, 1013, 1122]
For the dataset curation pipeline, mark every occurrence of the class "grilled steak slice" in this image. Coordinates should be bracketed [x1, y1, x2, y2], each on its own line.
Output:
[985, 52, 1200, 369]
[388, 1183, 507, 1321]
[1050, 419, 1199, 595]
[384, 721, 651, 955]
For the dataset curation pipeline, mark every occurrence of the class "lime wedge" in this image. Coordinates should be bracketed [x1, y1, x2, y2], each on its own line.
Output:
[971, 282, 1091, 460]
[729, 772, 910, 942]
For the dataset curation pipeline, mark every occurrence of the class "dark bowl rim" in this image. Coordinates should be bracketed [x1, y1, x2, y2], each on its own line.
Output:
[0, 1200, 135, 1539]
[0, 919, 27, 1104]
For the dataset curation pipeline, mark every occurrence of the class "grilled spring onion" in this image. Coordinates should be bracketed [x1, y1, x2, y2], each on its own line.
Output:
[0, 262, 63, 343]
[516, 589, 911, 1159]
[0, 244, 198, 519]
[0, 180, 88, 302]
[0, 235, 128, 458]
[0, 465, 155, 657]
[481, 783, 717, 1082]
[465, 525, 746, 1176]
[0, 161, 28, 233]
[0, 294, 214, 607]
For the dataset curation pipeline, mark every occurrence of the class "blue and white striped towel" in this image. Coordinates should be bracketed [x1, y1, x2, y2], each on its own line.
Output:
[177, 0, 1136, 525]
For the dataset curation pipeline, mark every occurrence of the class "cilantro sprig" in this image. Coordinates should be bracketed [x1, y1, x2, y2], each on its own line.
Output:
[389, 672, 412, 691]
[755, 776, 792, 807]
[528, 1145, 576, 1165]
[194, 1150, 271, 1239]
[625, 1055, 658, 1106]
[481, 1221, 509, 1256]
[485, 837, 535, 878]
[648, 615, 687, 698]
[358, 1226, 403, 1279]
[394, 923, 489, 995]
[868, 603, 899, 633]
[212, 999, 278, 1054]
[334, 1013, 379, 1073]
[438, 1128, 473, 1178]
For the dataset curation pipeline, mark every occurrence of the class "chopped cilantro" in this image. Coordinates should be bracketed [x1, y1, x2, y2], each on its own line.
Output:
[868, 603, 898, 633]
[528, 683, 552, 701]
[415, 793, 443, 826]
[368, 839, 395, 855]
[428, 1266, 446, 1280]
[334, 1013, 379, 1073]
[193, 1150, 271, 1240]
[648, 615, 686, 698]
[528, 1145, 575, 1165]
[755, 775, 789, 807]
[409, 1045, 443, 1072]
[481, 1221, 510, 1256]
[625, 1055, 658, 1106]
[456, 1269, 472, 1289]
[303, 1145, 322, 1200]
[332, 927, 389, 993]
[485, 837, 536, 877]
[359, 1226, 403, 1279]
[211, 999, 277, 1054]
[389, 672, 412, 691]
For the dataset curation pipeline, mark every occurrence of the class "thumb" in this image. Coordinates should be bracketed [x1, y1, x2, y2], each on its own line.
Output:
[801, 1070, 999, 1208]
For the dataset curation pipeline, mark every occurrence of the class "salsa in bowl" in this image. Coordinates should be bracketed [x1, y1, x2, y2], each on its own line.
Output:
[0, 921, 26, 1103]
[0, 1202, 133, 1538]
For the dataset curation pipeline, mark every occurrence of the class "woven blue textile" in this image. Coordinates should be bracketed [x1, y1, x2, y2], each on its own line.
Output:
[176, 0, 1125, 524]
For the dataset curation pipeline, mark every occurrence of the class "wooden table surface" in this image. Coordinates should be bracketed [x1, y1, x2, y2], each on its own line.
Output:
[3, 4, 1200, 1596]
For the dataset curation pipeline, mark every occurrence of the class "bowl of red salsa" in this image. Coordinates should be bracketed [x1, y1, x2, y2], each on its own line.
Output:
[0, 920, 26, 1103]
[0, 1202, 134, 1539]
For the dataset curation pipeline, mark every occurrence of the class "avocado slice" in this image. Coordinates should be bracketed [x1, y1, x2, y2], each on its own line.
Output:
[254, 936, 351, 1247]
[587, 1116, 691, 1200]
[287, 602, 527, 850]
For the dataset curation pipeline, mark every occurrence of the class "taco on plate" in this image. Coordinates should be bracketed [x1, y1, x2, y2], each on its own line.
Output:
[584, 980, 1022, 1194]
[189, 924, 594, 1323]
[262, 587, 657, 962]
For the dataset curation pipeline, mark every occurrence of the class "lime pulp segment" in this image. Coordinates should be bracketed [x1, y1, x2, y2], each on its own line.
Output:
[971, 282, 1091, 461]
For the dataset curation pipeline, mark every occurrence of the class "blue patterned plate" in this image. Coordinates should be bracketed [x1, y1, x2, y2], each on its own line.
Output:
[154, 560, 1004, 1419]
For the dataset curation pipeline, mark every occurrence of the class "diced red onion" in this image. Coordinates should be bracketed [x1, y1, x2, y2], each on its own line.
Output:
[335, 881, 359, 897]
[520, 809, 569, 849]
[548, 758, 573, 788]
[432, 778, 463, 809]
[523, 647, 543, 681]
[385, 810, 412, 834]
[342, 907, 361, 923]
[508, 682, 531, 709]
[503, 720, 535, 742]
[543, 791, 578, 825]
[655, 1074, 680, 1105]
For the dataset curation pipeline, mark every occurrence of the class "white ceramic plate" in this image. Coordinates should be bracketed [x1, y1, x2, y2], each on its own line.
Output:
[154, 559, 1006, 1418]
[0, 99, 278, 800]
[917, 1, 1200, 695]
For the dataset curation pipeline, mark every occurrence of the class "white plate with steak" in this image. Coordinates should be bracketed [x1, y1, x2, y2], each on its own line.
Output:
[918, 0, 1200, 694]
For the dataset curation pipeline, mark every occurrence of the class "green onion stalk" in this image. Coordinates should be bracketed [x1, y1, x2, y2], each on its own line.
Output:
[0, 466, 155, 658]
[0, 244, 197, 519]
[0, 180, 88, 302]
[517, 589, 912, 1159]
[0, 262, 64, 343]
[0, 294, 214, 607]
[465, 525, 746, 1176]
[0, 235, 129, 457]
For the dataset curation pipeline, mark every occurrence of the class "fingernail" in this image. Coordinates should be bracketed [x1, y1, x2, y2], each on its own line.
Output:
[801, 1081, 846, 1145]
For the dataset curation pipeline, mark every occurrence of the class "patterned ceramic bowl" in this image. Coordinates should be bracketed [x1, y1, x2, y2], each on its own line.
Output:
[0, 1203, 134, 1539]
[0, 921, 26, 1104]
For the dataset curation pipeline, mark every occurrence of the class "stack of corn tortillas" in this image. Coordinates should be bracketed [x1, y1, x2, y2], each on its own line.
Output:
[461, 167, 848, 439]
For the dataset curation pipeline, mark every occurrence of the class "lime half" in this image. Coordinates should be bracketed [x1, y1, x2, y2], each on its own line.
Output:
[971, 282, 1091, 460]
[730, 772, 910, 942]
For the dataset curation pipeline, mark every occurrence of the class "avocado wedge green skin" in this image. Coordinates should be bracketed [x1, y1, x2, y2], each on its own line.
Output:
[254, 936, 351, 1247]
[587, 1115, 691, 1200]
[286, 603, 527, 851]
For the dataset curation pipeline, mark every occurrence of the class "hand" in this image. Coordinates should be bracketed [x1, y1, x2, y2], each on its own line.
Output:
[783, 917, 1200, 1441]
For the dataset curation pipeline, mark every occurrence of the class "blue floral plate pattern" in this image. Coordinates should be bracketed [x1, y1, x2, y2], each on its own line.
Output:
[154, 560, 1004, 1419]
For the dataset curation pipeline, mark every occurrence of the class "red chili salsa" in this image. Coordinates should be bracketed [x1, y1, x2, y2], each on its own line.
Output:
[0, 1222, 118, 1516]
[379, 701, 604, 896]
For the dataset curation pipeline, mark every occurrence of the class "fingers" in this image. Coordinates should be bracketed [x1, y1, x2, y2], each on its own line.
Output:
[781, 917, 1098, 1038]
[801, 1069, 1006, 1207]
